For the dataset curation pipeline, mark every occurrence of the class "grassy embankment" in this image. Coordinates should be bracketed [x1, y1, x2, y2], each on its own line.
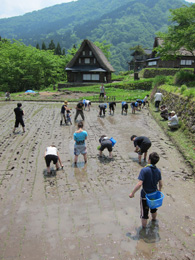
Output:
[0, 72, 152, 102]
[149, 73, 195, 175]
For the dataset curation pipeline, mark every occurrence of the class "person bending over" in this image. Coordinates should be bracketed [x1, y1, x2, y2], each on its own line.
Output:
[130, 135, 152, 164]
[99, 135, 113, 158]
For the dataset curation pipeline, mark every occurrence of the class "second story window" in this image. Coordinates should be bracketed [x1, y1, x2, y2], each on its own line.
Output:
[94, 58, 96, 64]
[79, 58, 81, 64]
[82, 51, 85, 56]
[89, 51, 92, 56]
[85, 58, 90, 64]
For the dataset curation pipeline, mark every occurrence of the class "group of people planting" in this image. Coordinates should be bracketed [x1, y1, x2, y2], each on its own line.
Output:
[13, 91, 164, 231]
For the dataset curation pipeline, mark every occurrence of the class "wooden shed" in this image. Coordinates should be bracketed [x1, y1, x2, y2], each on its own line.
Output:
[65, 39, 115, 83]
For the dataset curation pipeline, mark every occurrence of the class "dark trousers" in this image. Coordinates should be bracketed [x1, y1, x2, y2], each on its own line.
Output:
[74, 110, 84, 121]
[99, 107, 106, 116]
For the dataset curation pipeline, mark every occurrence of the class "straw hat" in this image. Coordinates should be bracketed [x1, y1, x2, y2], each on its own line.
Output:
[64, 100, 68, 105]
[171, 111, 175, 114]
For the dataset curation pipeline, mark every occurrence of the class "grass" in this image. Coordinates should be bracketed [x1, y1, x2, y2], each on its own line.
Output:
[149, 103, 195, 174]
[0, 86, 150, 102]
[159, 84, 195, 101]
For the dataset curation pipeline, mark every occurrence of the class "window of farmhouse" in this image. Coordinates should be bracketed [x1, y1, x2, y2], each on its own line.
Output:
[148, 61, 157, 66]
[180, 60, 193, 65]
[83, 74, 100, 81]
[89, 51, 92, 56]
[85, 58, 90, 64]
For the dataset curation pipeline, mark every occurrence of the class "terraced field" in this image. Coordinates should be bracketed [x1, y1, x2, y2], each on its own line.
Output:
[0, 101, 194, 260]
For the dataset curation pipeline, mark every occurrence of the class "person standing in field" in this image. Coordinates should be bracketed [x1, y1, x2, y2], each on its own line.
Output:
[154, 92, 163, 111]
[129, 152, 163, 228]
[60, 101, 67, 125]
[13, 103, 25, 133]
[100, 84, 105, 98]
[75, 101, 85, 121]
[73, 121, 88, 165]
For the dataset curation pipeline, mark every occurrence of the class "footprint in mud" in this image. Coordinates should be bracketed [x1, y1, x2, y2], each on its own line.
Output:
[10, 166, 15, 170]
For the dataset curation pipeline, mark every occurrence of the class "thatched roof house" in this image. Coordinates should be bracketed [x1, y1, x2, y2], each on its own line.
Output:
[146, 37, 195, 68]
[66, 39, 115, 83]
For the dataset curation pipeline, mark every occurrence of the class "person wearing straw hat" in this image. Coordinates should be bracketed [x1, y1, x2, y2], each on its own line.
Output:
[168, 111, 179, 129]
[60, 101, 68, 125]
[129, 152, 163, 228]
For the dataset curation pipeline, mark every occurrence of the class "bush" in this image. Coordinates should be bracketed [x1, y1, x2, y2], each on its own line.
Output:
[174, 71, 195, 86]
[180, 84, 187, 94]
[152, 75, 168, 88]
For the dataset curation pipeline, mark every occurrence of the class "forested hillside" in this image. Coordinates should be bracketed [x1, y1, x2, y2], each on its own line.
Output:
[0, 0, 187, 72]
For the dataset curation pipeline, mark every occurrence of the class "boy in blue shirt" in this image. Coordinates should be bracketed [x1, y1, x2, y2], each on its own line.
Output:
[129, 152, 163, 228]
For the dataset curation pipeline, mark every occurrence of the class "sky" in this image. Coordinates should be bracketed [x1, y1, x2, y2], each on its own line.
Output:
[0, 0, 195, 19]
[0, 0, 76, 19]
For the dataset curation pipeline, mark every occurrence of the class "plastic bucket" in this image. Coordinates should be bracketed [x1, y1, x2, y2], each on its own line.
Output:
[146, 191, 164, 209]
[110, 137, 116, 147]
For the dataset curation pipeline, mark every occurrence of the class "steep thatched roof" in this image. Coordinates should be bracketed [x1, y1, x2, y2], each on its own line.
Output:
[66, 39, 115, 72]
[154, 37, 195, 56]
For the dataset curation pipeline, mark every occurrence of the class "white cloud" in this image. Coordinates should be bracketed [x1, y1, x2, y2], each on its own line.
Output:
[0, 0, 75, 19]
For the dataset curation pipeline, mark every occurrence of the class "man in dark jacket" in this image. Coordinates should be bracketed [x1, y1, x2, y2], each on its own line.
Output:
[13, 103, 25, 133]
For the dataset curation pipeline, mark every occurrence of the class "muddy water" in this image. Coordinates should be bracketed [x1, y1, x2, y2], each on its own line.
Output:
[0, 101, 194, 260]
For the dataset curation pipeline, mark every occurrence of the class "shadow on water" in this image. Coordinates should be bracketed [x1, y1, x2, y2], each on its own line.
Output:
[129, 153, 148, 167]
[126, 220, 161, 244]
[98, 155, 114, 164]
[43, 168, 56, 178]
[73, 163, 88, 182]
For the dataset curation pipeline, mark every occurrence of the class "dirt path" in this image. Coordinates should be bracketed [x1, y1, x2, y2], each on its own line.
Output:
[0, 101, 194, 260]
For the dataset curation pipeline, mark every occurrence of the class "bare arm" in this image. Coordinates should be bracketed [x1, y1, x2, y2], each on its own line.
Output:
[129, 180, 143, 198]
[57, 151, 63, 167]
[158, 180, 163, 191]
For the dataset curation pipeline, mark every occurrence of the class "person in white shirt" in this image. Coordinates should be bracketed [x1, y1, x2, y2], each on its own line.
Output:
[44, 145, 63, 175]
[154, 92, 163, 111]
[168, 111, 179, 129]
[100, 84, 105, 98]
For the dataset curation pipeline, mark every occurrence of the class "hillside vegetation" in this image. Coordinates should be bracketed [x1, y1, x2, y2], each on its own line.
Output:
[0, 0, 187, 72]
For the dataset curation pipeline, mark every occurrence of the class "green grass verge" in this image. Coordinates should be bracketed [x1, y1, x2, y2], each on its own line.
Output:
[149, 103, 195, 175]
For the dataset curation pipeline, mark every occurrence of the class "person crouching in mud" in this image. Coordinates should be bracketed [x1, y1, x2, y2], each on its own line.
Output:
[44, 145, 63, 175]
[99, 135, 113, 159]
[99, 103, 107, 117]
[109, 102, 116, 115]
[121, 101, 128, 115]
[130, 135, 152, 165]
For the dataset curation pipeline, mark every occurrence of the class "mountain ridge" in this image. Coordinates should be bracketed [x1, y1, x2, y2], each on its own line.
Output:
[0, 0, 187, 72]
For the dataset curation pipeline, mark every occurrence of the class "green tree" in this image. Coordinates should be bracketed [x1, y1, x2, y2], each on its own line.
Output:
[48, 40, 55, 51]
[55, 42, 62, 55]
[42, 41, 47, 50]
[94, 40, 112, 60]
[156, 4, 195, 71]
[36, 43, 40, 49]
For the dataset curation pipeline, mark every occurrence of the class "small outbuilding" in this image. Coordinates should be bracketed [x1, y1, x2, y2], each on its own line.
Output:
[65, 39, 115, 83]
